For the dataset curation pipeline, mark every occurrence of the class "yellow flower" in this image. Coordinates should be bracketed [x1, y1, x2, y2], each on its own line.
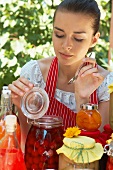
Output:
[111, 133, 113, 139]
[63, 126, 81, 138]
[108, 83, 113, 93]
[106, 133, 113, 144]
[106, 139, 112, 144]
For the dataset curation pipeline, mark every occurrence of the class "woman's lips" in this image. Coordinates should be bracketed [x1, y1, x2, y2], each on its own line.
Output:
[60, 52, 72, 58]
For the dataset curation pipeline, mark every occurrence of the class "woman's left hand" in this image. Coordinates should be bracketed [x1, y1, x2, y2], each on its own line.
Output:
[74, 57, 105, 99]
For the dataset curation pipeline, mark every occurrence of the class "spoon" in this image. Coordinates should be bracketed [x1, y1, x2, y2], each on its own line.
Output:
[68, 53, 92, 84]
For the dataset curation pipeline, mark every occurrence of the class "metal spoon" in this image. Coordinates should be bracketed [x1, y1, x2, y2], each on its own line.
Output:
[68, 53, 92, 84]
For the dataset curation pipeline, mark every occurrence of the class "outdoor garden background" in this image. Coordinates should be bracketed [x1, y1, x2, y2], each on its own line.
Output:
[0, 0, 112, 91]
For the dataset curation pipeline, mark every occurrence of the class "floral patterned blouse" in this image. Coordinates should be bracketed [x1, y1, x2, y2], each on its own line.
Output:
[20, 60, 113, 113]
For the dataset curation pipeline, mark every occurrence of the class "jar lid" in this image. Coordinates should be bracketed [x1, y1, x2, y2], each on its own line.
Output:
[80, 103, 98, 110]
[34, 115, 63, 128]
[56, 136, 104, 163]
[21, 87, 49, 120]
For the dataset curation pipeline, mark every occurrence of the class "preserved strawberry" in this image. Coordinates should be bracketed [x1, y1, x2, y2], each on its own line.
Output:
[25, 116, 64, 170]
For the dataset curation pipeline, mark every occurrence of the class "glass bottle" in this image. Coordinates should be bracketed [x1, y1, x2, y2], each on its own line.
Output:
[0, 115, 26, 170]
[25, 115, 64, 170]
[0, 89, 21, 143]
[76, 103, 102, 131]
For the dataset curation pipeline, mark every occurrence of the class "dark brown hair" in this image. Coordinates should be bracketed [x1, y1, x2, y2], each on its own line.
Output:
[53, 0, 101, 35]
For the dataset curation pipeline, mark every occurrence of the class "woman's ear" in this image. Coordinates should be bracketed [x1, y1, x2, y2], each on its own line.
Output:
[90, 32, 100, 48]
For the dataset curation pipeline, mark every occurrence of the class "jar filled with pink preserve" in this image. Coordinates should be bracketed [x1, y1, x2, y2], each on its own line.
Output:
[21, 86, 64, 170]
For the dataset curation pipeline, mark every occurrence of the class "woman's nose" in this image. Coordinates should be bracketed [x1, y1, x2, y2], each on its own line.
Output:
[62, 38, 72, 51]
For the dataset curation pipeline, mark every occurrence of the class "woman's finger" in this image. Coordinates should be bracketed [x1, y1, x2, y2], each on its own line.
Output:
[92, 72, 105, 80]
[79, 65, 98, 76]
[83, 57, 97, 67]
[8, 84, 25, 96]
[14, 77, 33, 88]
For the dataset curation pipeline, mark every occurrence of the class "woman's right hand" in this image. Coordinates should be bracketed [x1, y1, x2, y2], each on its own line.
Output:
[8, 77, 34, 109]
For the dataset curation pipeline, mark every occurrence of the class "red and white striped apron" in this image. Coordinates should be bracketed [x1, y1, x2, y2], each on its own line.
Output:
[45, 57, 98, 130]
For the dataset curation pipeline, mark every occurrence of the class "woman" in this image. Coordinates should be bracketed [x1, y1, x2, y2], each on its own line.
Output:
[9, 0, 113, 160]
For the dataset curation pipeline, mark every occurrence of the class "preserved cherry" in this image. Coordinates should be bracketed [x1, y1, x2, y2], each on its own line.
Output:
[106, 157, 113, 170]
[76, 103, 102, 131]
[25, 116, 64, 170]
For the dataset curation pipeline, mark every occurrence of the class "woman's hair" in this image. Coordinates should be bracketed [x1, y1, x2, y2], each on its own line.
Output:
[53, 0, 101, 35]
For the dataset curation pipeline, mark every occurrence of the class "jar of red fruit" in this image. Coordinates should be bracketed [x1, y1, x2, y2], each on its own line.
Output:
[25, 115, 64, 170]
[21, 86, 64, 170]
[76, 103, 102, 131]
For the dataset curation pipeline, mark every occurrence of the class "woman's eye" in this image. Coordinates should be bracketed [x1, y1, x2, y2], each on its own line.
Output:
[74, 38, 83, 42]
[55, 34, 64, 38]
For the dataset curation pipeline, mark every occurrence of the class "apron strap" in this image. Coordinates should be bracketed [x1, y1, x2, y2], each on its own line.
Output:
[45, 57, 58, 98]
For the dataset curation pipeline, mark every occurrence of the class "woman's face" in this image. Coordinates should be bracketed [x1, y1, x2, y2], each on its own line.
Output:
[52, 11, 100, 66]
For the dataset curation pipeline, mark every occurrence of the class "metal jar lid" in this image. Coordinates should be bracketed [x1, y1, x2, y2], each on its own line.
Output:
[80, 103, 98, 110]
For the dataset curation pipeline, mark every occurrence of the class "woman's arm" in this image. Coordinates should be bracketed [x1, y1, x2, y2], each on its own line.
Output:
[74, 58, 110, 131]
[74, 58, 108, 111]
[8, 77, 34, 153]
[8, 59, 51, 152]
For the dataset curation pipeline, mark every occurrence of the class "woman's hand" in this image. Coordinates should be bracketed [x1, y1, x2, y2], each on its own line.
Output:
[74, 57, 105, 99]
[8, 77, 34, 109]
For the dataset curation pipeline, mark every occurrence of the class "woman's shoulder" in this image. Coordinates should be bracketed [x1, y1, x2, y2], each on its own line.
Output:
[98, 64, 113, 87]
[102, 69, 113, 85]
[106, 71, 113, 83]
[97, 68, 113, 102]
[20, 57, 55, 85]
[21, 57, 54, 73]
[38, 56, 55, 82]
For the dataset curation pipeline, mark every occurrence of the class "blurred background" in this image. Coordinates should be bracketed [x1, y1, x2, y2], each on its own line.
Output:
[0, 0, 112, 91]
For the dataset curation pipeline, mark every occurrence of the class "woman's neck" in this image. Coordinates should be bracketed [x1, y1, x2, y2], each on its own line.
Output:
[58, 62, 82, 81]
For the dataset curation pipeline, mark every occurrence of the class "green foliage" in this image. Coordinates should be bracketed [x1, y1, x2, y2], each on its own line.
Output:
[100, 48, 113, 71]
[0, 0, 57, 89]
[0, 0, 112, 90]
[94, 0, 111, 66]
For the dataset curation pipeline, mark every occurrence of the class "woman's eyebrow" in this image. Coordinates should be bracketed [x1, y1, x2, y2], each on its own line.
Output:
[54, 26, 87, 35]
[54, 27, 64, 32]
[74, 31, 86, 34]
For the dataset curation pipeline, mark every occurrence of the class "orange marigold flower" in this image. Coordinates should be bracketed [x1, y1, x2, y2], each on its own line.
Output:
[63, 126, 81, 138]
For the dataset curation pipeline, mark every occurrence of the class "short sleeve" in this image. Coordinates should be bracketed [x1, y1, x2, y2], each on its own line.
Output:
[20, 60, 45, 89]
[97, 72, 113, 102]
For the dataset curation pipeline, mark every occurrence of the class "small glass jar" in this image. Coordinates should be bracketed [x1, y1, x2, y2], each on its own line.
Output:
[25, 115, 64, 170]
[104, 141, 113, 170]
[59, 154, 99, 170]
[76, 103, 102, 131]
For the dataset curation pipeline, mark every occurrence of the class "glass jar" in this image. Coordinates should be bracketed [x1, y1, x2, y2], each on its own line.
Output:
[59, 153, 99, 170]
[76, 103, 102, 131]
[104, 141, 113, 170]
[25, 115, 64, 170]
